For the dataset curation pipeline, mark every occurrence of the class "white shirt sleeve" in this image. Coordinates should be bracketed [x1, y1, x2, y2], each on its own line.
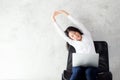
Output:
[67, 15, 91, 37]
[53, 21, 74, 45]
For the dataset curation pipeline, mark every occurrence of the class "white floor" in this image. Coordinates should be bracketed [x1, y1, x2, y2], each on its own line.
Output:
[0, 0, 120, 80]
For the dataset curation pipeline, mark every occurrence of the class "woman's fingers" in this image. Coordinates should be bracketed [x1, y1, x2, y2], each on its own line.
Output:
[59, 10, 69, 15]
[54, 11, 61, 16]
[53, 10, 69, 17]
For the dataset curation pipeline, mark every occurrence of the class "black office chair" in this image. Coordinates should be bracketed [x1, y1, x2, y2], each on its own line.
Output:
[62, 41, 112, 80]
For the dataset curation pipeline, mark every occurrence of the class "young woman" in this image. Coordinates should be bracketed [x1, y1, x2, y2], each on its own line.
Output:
[52, 10, 98, 80]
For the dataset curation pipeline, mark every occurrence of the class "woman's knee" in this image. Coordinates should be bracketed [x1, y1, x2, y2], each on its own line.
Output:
[85, 67, 98, 75]
[72, 67, 80, 72]
[85, 67, 98, 80]
[72, 66, 83, 73]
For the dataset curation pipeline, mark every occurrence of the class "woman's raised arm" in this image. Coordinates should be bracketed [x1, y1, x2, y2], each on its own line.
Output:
[52, 10, 73, 45]
[52, 10, 91, 36]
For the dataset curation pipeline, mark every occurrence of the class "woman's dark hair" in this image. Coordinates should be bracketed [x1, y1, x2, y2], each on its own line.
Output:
[64, 26, 83, 37]
[64, 26, 84, 50]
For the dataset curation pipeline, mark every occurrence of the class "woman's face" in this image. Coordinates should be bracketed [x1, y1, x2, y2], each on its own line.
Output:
[68, 31, 82, 41]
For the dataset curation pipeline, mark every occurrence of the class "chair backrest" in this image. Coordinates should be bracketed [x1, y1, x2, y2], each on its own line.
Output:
[66, 41, 110, 73]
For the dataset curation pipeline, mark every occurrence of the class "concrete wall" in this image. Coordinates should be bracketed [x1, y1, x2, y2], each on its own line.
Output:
[0, 0, 120, 80]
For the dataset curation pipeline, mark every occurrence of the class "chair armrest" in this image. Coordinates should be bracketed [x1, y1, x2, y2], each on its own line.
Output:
[62, 70, 72, 80]
[97, 71, 112, 80]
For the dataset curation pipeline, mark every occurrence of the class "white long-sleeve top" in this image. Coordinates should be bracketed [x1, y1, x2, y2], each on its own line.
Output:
[53, 15, 96, 54]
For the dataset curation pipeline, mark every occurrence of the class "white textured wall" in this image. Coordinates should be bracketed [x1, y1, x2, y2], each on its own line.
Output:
[0, 0, 120, 80]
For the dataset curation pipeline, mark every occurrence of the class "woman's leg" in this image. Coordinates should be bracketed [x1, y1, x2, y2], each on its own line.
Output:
[70, 66, 84, 80]
[85, 67, 98, 80]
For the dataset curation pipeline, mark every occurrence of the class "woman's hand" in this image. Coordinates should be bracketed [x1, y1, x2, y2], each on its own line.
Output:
[52, 11, 61, 22]
[52, 10, 69, 22]
[59, 10, 69, 16]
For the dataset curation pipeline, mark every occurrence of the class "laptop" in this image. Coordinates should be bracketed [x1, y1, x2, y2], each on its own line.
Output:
[72, 53, 99, 67]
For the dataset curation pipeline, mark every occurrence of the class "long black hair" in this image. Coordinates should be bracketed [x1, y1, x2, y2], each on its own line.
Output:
[64, 26, 84, 50]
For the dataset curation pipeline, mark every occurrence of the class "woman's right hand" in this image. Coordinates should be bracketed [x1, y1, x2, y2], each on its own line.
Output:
[52, 10, 69, 22]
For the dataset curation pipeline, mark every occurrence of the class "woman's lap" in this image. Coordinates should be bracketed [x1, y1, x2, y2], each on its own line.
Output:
[70, 66, 98, 80]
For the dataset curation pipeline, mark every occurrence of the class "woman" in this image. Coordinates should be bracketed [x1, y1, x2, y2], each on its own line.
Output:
[52, 10, 98, 80]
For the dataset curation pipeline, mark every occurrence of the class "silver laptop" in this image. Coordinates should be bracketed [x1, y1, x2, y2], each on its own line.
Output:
[72, 53, 99, 67]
